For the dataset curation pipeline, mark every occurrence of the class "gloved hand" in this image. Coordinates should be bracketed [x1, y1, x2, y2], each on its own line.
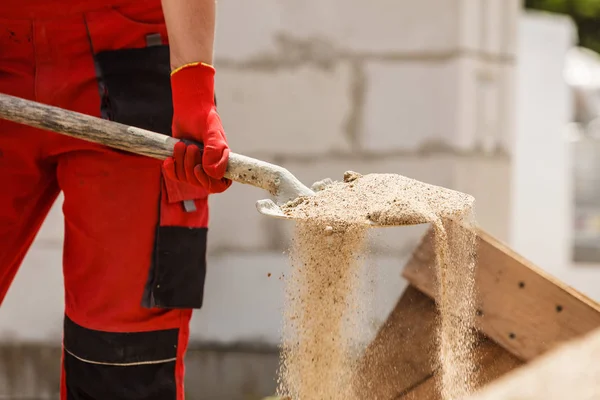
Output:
[162, 62, 232, 194]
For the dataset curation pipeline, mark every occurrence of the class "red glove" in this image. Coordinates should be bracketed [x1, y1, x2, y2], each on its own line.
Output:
[162, 62, 232, 194]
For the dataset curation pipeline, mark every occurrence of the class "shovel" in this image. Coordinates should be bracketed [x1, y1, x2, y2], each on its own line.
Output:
[0, 93, 312, 220]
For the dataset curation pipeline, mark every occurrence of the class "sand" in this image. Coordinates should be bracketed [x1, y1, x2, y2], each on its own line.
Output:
[276, 171, 478, 400]
[276, 222, 368, 399]
[435, 217, 478, 400]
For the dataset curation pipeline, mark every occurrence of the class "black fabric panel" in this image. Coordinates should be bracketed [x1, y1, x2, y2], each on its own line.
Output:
[64, 350, 176, 400]
[63, 315, 178, 364]
[143, 226, 207, 309]
[94, 45, 173, 136]
[94, 44, 219, 136]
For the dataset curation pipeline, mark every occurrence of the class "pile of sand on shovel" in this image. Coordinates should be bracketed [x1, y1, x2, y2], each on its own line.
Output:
[275, 171, 478, 400]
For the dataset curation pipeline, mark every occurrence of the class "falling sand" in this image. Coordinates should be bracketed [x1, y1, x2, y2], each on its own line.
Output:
[276, 171, 478, 400]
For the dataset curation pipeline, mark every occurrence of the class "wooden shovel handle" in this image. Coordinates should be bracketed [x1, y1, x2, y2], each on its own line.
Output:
[0, 93, 179, 160]
[0, 92, 314, 202]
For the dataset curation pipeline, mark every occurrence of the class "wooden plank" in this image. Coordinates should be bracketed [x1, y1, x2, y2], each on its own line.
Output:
[472, 336, 524, 388]
[355, 285, 523, 400]
[464, 326, 600, 400]
[354, 286, 438, 399]
[402, 225, 600, 361]
[400, 377, 438, 400]
[399, 336, 524, 400]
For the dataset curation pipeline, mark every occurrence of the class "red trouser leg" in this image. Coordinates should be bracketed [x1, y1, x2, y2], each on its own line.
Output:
[0, 18, 61, 307]
[1, 2, 210, 399]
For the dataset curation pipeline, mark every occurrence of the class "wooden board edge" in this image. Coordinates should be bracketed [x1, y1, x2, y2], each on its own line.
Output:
[401, 223, 600, 362]
[402, 226, 600, 313]
[474, 228, 600, 312]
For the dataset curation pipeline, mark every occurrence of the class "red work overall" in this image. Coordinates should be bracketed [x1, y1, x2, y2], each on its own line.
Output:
[0, 1, 210, 399]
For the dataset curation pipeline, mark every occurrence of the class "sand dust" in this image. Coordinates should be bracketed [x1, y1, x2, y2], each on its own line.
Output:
[276, 222, 369, 399]
[276, 171, 478, 400]
[434, 216, 478, 400]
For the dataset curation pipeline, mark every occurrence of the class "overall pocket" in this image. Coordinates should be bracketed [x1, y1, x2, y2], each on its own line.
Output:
[145, 175, 209, 309]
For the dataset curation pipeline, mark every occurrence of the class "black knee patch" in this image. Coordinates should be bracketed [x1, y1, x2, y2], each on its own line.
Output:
[63, 316, 179, 400]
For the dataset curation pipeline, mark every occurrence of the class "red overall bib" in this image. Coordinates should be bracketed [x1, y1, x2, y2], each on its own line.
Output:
[0, 1, 210, 398]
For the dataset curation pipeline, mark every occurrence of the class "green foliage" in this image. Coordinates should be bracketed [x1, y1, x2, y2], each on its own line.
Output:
[526, 0, 569, 14]
[526, 0, 600, 16]
[574, 0, 600, 17]
[525, 0, 600, 53]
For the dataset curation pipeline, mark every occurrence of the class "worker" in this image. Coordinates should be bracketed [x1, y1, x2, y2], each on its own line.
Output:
[0, 0, 231, 398]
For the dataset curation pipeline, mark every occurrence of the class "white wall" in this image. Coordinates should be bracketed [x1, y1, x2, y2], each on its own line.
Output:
[510, 11, 600, 302]
[510, 11, 576, 276]
[0, 0, 521, 346]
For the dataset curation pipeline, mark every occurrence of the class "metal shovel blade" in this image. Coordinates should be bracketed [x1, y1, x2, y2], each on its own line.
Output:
[256, 199, 295, 220]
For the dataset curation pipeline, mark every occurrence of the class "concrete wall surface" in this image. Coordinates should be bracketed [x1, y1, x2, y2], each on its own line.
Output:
[0, 1, 531, 399]
[510, 11, 576, 281]
[509, 12, 600, 301]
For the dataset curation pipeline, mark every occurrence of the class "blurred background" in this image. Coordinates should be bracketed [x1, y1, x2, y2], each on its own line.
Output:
[3, 0, 600, 399]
